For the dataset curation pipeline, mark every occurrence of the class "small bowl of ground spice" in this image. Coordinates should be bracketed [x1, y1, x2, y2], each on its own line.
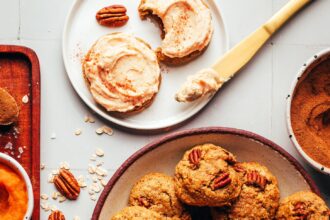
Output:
[287, 49, 330, 175]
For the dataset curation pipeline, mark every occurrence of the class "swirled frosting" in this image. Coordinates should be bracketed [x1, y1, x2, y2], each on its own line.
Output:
[83, 33, 161, 112]
[175, 68, 227, 102]
[139, 0, 213, 58]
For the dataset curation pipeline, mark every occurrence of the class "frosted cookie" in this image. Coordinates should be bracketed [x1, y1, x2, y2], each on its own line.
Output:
[83, 32, 161, 114]
[139, 0, 213, 65]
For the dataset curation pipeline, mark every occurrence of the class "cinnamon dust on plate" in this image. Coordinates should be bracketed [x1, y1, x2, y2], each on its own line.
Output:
[291, 57, 330, 168]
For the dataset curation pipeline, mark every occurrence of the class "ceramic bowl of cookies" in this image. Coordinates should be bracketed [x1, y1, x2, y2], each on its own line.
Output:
[287, 49, 330, 175]
[0, 153, 34, 220]
[92, 127, 324, 220]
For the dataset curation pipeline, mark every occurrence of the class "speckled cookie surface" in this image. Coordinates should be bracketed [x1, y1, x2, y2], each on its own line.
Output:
[174, 143, 242, 207]
[276, 191, 329, 220]
[111, 206, 166, 220]
[211, 162, 280, 220]
[129, 173, 191, 220]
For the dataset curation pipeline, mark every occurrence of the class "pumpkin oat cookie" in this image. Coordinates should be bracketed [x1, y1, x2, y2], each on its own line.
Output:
[129, 173, 191, 220]
[111, 206, 166, 220]
[211, 162, 280, 220]
[174, 144, 243, 207]
[276, 191, 329, 220]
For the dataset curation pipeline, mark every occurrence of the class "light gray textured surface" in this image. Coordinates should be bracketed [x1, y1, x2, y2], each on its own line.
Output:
[0, 0, 329, 219]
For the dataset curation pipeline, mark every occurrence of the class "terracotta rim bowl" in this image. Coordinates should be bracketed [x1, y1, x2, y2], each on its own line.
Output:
[92, 127, 320, 219]
[0, 153, 34, 219]
[287, 48, 330, 175]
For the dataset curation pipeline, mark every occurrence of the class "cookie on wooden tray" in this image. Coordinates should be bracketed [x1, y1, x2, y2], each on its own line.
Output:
[174, 144, 243, 207]
[211, 162, 280, 220]
[276, 191, 329, 220]
[0, 88, 19, 126]
[129, 173, 191, 220]
[138, 0, 213, 66]
[111, 206, 165, 220]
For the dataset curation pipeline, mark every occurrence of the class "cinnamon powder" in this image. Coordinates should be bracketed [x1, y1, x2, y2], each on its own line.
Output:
[291, 57, 330, 168]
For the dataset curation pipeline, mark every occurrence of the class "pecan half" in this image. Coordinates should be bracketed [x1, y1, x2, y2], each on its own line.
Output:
[96, 5, 129, 27]
[188, 148, 202, 167]
[246, 171, 267, 190]
[48, 210, 65, 220]
[292, 202, 308, 219]
[137, 197, 151, 208]
[53, 169, 80, 200]
[212, 172, 231, 190]
[233, 164, 245, 173]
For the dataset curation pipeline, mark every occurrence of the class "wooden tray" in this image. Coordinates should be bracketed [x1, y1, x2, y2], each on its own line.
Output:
[0, 45, 40, 219]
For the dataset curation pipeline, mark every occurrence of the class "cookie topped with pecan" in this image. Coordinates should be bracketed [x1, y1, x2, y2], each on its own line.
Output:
[129, 173, 191, 220]
[211, 162, 280, 219]
[276, 191, 329, 220]
[174, 144, 242, 207]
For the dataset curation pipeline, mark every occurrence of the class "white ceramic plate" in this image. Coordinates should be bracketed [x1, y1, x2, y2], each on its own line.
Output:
[92, 127, 320, 220]
[62, 0, 228, 130]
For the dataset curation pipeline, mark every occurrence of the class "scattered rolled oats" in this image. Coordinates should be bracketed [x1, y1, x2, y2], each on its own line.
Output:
[91, 183, 101, 193]
[58, 195, 66, 203]
[88, 187, 95, 195]
[100, 179, 107, 187]
[84, 115, 95, 123]
[95, 126, 113, 136]
[48, 174, 55, 183]
[88, 165, 96, 174]
[41, 202, 50, 212]
[59, 162, 70, 170]
[40, 163, 45, 170]
[50, 205, 58, 212]
[95, 167, 107, 177]
[73, 216, 81, 220]
[95, 127, 104, 135]
[90, 154, 97, 161]
[51, 192, 59, 200]
[102, 126, 113, 136]
[95, 148, 104, 157]
[40, 194, 49, 200]
[78, 175, 87, 188]
[90, 195, 97, 201]
[22, 95, 29, 104]
[75, 129, 82, 136]
[50, 132, 57, 140]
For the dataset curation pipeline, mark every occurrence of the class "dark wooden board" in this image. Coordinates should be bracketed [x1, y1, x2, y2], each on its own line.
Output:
[0, 45, 40, 219]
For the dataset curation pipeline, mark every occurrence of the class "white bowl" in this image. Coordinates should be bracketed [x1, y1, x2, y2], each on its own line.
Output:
[0, 153, 34, 219]
[286, 48, 330, 175]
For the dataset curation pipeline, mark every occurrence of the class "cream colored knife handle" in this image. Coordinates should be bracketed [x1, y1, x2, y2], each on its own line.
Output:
[265, 0, 311, 34]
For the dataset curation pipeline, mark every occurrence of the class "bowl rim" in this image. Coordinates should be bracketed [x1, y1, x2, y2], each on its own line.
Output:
[92, 127, 320, 220]
[286, 48, 330, 175]
[0, 153, 34, 219]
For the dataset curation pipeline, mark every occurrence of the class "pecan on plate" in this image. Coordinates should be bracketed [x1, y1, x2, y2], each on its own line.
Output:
[48, 210, 65, 220]
[53, 169, 80, 200]
[96, 5, 129, 27]
[212, 172, 231, 190]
